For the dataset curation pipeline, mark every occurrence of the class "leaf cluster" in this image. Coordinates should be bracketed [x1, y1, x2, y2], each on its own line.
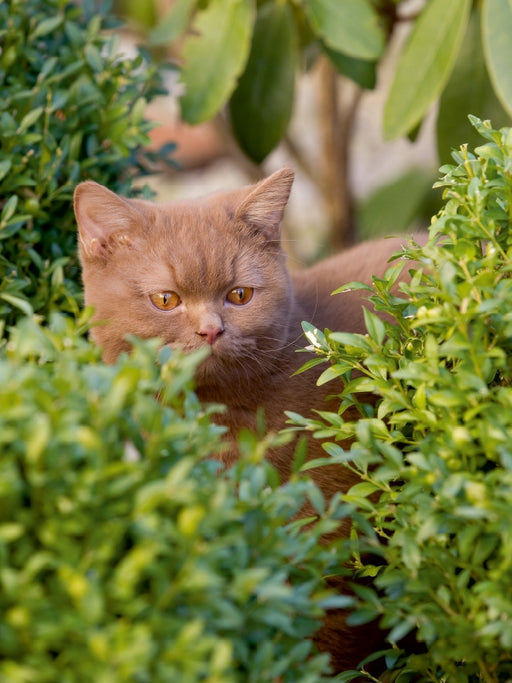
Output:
[147, 0, 512, 166]
[0, 313, 348, 682]
[0, 0, 171, 331]
[150, 0, 385, 163]
[289, 117, 512, 682]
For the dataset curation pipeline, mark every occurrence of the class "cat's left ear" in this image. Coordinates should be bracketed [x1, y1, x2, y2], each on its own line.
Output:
[235, 167, 294, 240]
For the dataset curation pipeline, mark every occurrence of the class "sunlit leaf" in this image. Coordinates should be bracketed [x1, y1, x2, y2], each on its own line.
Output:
[305, 0, 384, 60]
[437, 9, 509, 164]
[383, 0, 471, 140]
[481, 0, 512, 117]
[180, 0, 254, 124]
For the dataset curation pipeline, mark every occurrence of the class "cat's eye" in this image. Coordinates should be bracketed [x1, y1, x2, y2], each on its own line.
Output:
[226, 287, 254, 306]
[149, 291, 180, 311]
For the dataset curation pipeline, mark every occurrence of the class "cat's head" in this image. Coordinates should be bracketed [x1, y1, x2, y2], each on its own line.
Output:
[74, 167, 295, 389]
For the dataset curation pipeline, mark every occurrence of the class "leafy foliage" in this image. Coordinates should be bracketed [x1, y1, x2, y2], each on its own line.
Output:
[148, 0, 512, 164]
[288, 117, 512, 682]
[0, 0, 170, 331]
[0, 313, 346, 682]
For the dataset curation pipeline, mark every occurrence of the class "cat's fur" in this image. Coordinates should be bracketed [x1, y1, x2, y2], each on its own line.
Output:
[74, 168, 414, 673]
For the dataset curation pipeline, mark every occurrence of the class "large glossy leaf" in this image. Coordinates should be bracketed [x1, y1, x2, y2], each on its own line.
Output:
[383, 0, 471, 140]
[229, 3, 297, 163]
[482, 0, 512, 117]
[304, 0, 384, 61]
[179, 0, 254, 124]
[437, 9, 509, 165]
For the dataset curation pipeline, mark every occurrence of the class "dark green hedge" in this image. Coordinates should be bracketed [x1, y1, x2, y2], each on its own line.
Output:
[0, 0, 170, 330]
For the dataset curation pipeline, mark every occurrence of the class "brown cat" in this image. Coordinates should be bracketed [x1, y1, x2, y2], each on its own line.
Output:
[74, 167, 414, 674]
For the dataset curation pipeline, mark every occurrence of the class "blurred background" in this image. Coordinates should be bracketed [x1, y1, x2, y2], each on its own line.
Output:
[110, 0, 511, 264]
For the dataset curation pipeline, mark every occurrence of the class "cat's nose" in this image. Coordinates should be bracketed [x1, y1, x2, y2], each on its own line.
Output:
[197, 322, 224, 345]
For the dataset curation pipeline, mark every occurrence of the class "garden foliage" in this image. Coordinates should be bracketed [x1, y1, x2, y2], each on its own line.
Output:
[0, 2, 346, 680]
[0, 313, 347, 683]
[148, 0, 512, 164]
[0, 0, 169, 331]
[289, 117, 512, 682]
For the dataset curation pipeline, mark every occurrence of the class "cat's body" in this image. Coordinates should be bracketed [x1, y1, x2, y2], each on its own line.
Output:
[74, 168, 415, 674]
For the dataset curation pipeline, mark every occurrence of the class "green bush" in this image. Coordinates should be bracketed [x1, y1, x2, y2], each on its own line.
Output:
[0, 0, 170, 331]
[0, 313, 349, 682]
[288, 116, 512, 682]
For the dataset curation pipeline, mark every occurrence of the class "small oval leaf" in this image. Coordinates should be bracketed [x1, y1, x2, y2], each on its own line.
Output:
[383, 0, 471, 140]
[17, 106, 44, 133]
[180, 0, 254, 124]
[229, 2, 297, 162]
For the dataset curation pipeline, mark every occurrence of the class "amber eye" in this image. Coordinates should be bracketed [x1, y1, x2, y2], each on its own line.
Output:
[226, 287, 254, 306]
[149, 291, 180, 311]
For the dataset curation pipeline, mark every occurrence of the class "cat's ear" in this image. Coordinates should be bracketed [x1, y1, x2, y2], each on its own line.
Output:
[74, 181, 141, 259]
[235, 167, 294, 240]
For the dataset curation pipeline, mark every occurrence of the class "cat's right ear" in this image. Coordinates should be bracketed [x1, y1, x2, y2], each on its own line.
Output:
[74, 181, 140, 259]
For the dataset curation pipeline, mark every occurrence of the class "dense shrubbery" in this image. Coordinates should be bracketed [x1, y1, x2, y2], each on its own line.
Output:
[289, 117, 512, 682]
[0, 0, 169, 331]
[0, 2, 345, 680]
[3, 1, 512, 678]
[0, 313, 347, 682]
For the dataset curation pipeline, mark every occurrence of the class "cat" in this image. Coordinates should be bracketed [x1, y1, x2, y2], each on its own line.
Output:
[74, 167, 416, 674]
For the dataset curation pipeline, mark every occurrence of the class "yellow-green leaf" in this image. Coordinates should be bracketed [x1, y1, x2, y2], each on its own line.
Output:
[437, 9, 509, 164]
[383, 0, 471, 140]
[482, 0, 512, 117]
[180, 0, 254, 124]
[305, 0, 384, 60]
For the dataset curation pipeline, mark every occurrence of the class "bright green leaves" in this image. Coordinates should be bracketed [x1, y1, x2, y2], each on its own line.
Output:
[0, 315, 343, 682]
[178, 0, 385, 161]
[384, 0, 471, 140]
[172, 0, 511, 165]
[229, 3, 297, 163]
[482, 0, 512, 117]
[304, 0, 384, 61]
[179, 0, 254, 124]
[290, 119, 512, 681]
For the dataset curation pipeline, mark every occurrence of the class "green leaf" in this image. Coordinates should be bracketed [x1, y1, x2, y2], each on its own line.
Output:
[17, 106, 44, 133]
[383, 0, 471, 140]
[304, 0, 384, 60]
[0, 293, 33, 317]
[229, 2, 297, 163]
[357, 169, 436, 239]
[31, 15, 63, 39]
[1, 195, 18, 223]
[482, 0, 512, 117]
[332, 281, 374, 295]
[0, 159, 12, 181]
[180, 0, 254, 124]
[149, 0, 197, 46]
[437, 9, 510, 164]
[323, 45, 376, 89]
[363, 307, 385, 346]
